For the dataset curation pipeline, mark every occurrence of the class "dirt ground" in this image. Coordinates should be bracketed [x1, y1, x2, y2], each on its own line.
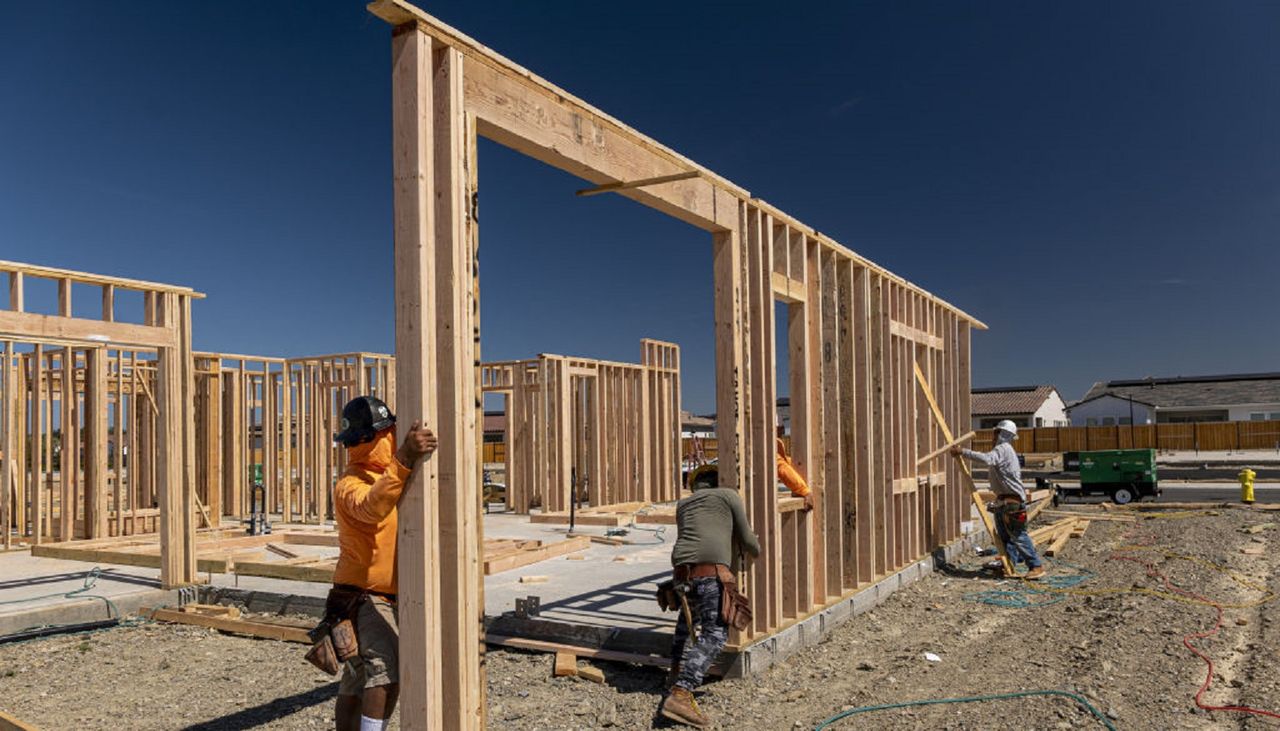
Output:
[3, 506, 1279, 730]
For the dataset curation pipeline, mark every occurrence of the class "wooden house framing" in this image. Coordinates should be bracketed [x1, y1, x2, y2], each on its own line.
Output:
[3, 3, 990, 727]
[0, 260, 202, 588]
[366, 1, 986, 727]
[480, 339, 681, 513]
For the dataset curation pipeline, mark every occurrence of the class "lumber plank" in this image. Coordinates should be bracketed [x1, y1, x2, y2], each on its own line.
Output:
[553, 651, 578, 677]
[483, 535, 589, 575]
[1025, 498, 1053, 522]
[577, 664, 606, 684]
[0, 310, 177, 350]
[141, 607, 310, 643]
[280, 531, 341, 547]
[485, 634, 670, 669]
[916, 432, 974, 467]
[529, 512, 625, 527]
[1040, 510, 1136, 523]
[233, 559, 336, 583]
[1043, 528, 1072, 557]
[265, 543, 300, 559]
[913, 363, 1014, 575]
[390, 23, 446, 730]
[1030, 518, 1078, 544]
[0, 708, 41, 731]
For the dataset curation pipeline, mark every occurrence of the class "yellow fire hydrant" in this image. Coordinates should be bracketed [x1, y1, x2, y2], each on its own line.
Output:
[1238, 467, 1257, 504]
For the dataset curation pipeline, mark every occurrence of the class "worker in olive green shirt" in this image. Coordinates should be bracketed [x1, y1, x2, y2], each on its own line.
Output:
[661, 484, 759, 728]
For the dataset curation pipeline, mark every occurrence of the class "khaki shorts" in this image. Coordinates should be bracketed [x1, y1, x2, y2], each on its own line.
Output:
[338, 596, 399, 696]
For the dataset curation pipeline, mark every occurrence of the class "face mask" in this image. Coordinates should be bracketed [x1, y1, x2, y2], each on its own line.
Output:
[348, 428, 396, 469]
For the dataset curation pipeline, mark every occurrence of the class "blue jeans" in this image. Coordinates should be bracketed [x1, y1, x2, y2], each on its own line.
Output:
[992, 502, 1042, 569]
[669, 576, 728, 690]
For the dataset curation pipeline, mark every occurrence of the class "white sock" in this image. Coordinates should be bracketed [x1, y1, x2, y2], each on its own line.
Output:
[360, 716, 388, 731]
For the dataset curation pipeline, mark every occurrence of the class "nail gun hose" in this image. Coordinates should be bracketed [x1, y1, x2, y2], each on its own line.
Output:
[813, 689, 1117, 731]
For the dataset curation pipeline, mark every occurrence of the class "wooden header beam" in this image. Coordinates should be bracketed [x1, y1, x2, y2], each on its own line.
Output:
[367, 0, 985, 329]
[0, 310, 177, 350]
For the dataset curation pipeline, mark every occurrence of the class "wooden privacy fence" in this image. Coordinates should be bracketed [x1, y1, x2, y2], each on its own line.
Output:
[970, 421, 1280, 453]
[480, 340, 682, 513]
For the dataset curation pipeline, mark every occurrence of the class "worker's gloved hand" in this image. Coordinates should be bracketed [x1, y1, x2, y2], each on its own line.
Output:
[396, 420, 438, 467]
[949, 445, 963, 457]
[802, 492, 815, 512]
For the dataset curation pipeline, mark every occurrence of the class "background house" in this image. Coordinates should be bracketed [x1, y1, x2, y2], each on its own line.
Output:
[1067, 372, 1280, 425]
[970, 385, 1068, 430]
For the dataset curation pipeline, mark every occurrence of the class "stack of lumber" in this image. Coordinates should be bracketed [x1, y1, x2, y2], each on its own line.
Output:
[1029, 515, 1094, 557]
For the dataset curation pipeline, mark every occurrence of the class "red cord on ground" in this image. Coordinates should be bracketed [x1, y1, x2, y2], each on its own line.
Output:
[1111, 528, 1280, 721]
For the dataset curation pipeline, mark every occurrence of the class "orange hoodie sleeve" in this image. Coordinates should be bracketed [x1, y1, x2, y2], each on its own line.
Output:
[776, 438, 811, 498]
[336, 458, 414, 524]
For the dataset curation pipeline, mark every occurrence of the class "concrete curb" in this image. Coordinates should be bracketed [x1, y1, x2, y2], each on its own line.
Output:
[0, 588, 178, 637]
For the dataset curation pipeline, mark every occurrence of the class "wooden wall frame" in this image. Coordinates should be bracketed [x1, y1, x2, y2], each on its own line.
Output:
[480, 339, 681, 514]
[0, 260, 202, 588]
[369, 1, 986, 728]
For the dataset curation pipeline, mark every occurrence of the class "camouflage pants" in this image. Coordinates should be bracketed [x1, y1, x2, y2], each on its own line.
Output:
[670, 576, 727, 690]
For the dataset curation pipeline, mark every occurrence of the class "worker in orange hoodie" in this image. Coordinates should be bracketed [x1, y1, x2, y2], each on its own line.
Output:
[327, 396, 436, 731]
[776, 438, 815, 512]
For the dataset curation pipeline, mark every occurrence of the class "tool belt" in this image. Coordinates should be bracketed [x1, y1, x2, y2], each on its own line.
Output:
[673, 563, 721, 581]
[656, 563, 752, 632]
[990, 499, 1029, 533]
[716, 565, 752, 632]
[305, 584, 394, 675]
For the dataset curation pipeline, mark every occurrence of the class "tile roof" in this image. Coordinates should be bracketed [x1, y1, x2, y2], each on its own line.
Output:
[971, 385, 1058, 416]
[1075, 372, 1280, 409]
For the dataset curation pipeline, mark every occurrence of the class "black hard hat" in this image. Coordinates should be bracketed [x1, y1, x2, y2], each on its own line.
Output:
[335, 396, 397, 446]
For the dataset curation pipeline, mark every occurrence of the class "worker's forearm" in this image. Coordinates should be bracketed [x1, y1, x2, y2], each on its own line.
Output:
[960, 448, 992, 465]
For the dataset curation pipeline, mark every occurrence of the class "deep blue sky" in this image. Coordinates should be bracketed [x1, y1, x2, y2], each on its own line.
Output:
[3, 2, 1277, 413]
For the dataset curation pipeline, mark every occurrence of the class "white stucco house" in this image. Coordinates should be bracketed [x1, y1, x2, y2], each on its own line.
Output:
[1067, 372, 1280, 426]
[970, 385, 1069, 430]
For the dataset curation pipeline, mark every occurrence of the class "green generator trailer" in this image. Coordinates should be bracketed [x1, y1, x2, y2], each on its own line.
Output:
[1056, 449, 1160, 505]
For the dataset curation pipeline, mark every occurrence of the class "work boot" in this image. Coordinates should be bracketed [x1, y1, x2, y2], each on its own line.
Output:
[1025, 566, 1047, 581]
[661, 686, 710, 728]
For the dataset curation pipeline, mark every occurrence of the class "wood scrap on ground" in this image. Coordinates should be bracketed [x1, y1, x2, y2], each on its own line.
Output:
[553, 651, 577, 677]
[484, 634, 669, 669]
[141, 606, 311, 643]
[265, 543, 300, 559]
[0, 708, 42, 731]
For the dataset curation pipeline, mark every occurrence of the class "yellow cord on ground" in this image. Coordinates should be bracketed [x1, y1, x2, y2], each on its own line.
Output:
[1013, 544, 1276, 610]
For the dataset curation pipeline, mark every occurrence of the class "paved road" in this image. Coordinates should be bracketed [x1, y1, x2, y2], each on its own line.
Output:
[1050, 481, 1280, 505]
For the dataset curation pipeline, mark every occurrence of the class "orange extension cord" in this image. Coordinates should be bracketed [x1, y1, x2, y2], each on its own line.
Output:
[1112, 526, 1280, 722]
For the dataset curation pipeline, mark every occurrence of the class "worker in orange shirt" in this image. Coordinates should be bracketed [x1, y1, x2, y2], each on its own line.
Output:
[776, 438, 815, 511]
[322, 396, 436, 731]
